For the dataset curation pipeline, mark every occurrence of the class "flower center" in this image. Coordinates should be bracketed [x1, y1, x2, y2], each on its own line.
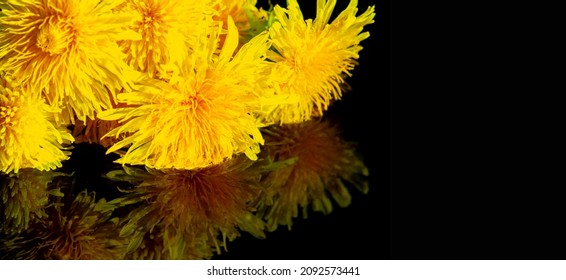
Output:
[0, 104, 19, 127]
[143, 15, 155, 27]
[138, 6, 163, 32]
[36, 18, 72, 55]
[180, 95, 201, 108]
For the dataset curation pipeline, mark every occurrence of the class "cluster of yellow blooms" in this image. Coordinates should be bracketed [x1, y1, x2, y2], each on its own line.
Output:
[0, 0, 375, 259]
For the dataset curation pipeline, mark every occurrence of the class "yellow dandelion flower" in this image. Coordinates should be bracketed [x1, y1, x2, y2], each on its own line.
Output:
[262, 0, 375, 124]
[256, 119, 369, 231]
[99, 17, 272, 169]
[213, 0, 269, 44]
[0, 190, 128, 260]
[115, 0, 215, 78]
[0, 0, 141, 124]
[214, 0, 251, 32]
[0, 169, 65, 235]
[106, 155, 266, 259]
[1, 78, 73, 174]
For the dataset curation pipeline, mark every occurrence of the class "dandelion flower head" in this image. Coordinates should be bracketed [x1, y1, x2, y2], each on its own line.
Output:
[1, 78, 73, 174]
[262, 0, 375, 124]
[115, 0, 215, 78]
[0, 0, 141, 124]
[99, 17, 272, 170]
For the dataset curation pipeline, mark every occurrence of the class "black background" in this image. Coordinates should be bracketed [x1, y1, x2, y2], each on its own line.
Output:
[384, 1, 561, 261]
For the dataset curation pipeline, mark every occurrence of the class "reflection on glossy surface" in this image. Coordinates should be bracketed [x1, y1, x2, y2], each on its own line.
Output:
[1, 120, 369, 259]
[257, 120, 369, 231]
[105, 155, 269, 259]
[1, 187, 127, 260]
[1, 169, 65, 235]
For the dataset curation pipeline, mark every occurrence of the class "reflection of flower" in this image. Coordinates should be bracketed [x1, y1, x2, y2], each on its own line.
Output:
[122, 226, 214, 260]
[106, 155, 267, 259]
[0, 190, 127, 260]
[0, 169, 65, 235]
[0, 0, 140, 123]
[256, 119, 369, 231]
[115, 0, 214, 78]
[1, 78, 73, 173]
[262, 0, 375, 124]
[99, 18, 272, 170]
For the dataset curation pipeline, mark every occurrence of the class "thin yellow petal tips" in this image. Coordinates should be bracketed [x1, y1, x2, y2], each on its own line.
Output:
[214, 0, 252, 32]
[99, 17, 272, 170]
[0, 0, 140, 124]
[263, 0, 375, 124]
[1, 78, 73, 174]
[256, 119, 369, 231]
[72, 117, 123, 148]
[72, 100, 130, 148]
[115, 0, 215, 78]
